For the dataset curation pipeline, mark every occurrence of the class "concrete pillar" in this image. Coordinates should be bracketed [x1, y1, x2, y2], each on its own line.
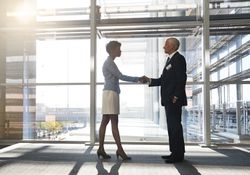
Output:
[0, 0, 6, 139]
[236, 101, 241, 135]
[202, 0, 211, 146]
[212, 104, 216, 131]
[222, 103, 226, 132]
[90, 0, 98, 144]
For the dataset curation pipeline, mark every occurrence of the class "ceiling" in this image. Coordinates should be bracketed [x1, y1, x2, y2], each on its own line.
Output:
[1, 1, 250, 39]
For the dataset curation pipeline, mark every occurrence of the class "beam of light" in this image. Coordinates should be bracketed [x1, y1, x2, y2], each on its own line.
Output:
[7, 3, 36, 23]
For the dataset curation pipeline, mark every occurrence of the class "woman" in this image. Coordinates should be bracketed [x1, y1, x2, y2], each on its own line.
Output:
[97, 41, 144, 160]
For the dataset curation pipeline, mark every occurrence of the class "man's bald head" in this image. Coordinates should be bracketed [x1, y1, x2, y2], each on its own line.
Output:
[166, 38, 180, 51]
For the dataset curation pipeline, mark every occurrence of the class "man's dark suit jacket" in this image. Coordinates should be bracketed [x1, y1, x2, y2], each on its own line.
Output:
[149, 52, 187, 107]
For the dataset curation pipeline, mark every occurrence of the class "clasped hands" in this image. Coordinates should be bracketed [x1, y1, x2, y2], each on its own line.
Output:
[138, 76, 150, 84]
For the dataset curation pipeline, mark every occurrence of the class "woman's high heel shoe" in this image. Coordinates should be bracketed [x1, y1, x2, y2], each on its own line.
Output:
[116, 150, 131, 161]
[97, 149, 111, 159]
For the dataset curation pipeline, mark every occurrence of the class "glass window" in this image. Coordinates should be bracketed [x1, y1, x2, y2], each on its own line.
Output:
[210, 72, 218, 81]
[219, 67, 228, 80]
[219, 49, 228, 59]
[36, 40, 90, 83]
[5, 0, 250, 143]
[210, 1, 250, 15]
[210, 55, 218, 65]
[242, 55, 250, 71]
[96, 36, 202, 143]
[242, 34, 250, 44]
[97, 0, 199, 19]
[229, 62, 236, 76]
[243, 84, 250, 101]
[35, 85, 90, 141]
[211, 88, 218, 106]
[36, 0, 90, 21]
[229, 84, 236, 104]
[229, 44, 236, 53]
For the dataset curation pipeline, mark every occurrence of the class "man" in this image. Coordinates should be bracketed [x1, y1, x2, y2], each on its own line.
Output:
[147, 38, 187, 163]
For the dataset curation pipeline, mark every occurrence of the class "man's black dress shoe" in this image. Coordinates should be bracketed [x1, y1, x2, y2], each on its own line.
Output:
[164, 158, 184, 163]
[161, 155, 171, 159]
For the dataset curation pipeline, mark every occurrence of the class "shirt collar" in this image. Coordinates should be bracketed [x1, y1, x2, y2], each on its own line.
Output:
[169, 51, 177, 59]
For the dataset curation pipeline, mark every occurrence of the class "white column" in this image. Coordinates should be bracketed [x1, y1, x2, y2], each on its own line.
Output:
[90, 0, 98, 145]
[0, 1, 6, 138]
[202, 0, 211, 146]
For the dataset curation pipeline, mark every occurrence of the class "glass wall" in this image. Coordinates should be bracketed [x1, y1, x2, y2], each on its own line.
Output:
[34, 0, 91, 141]
[209, 0, 250, 141]
[0, 0, 249, 144]
[96, 36, 202, 143]
[210, 34, 250, 141]
[1, 0, 91, 141]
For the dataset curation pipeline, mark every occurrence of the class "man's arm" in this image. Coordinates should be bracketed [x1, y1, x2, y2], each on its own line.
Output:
[149, 77, 161, 87]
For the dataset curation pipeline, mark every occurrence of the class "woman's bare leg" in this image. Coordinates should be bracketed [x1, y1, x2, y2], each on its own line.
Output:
[98, 115, 110, 152]
[110, 115, 124, 151]
[111, 116, 131, 160]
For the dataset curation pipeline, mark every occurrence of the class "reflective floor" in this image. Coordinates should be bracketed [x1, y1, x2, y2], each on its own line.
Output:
[0, 143, 249, 175]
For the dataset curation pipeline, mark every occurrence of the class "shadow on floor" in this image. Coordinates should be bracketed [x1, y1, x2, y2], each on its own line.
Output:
[0, 145, 11, 149]
[186, 147, 250, 166]
[174, 160, 201, 175]
[96, 159, 122, 175]
[1, 144, 250, 175]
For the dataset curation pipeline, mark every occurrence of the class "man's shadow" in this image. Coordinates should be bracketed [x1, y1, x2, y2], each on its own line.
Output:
[96, 160, 122, 175]
[174, 160, 201, 175]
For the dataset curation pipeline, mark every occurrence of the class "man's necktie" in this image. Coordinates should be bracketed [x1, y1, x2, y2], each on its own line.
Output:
[163, 57, 170, 71]
[164, 57, 170, 68]
[166, 57, 171, 64]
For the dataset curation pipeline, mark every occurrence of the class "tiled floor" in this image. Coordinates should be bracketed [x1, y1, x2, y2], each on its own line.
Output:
[0, 143, 250, 175]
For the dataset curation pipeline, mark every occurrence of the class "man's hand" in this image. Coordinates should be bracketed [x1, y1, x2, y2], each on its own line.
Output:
[172, 96, 178, 103]
[138, 76, 150, 84]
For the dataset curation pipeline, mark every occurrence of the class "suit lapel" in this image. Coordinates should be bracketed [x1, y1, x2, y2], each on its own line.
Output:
[170, 52, 178, 63]
[163, 52, 179, 72]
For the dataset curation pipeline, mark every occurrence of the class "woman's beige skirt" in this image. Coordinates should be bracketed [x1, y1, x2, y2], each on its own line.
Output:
[102, 90, 120, 115]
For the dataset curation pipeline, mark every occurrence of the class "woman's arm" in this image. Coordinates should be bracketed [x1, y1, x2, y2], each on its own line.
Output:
[107, 61, 139, 82]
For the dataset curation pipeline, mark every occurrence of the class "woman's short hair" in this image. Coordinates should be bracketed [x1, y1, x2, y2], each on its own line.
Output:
[106, 41, 121, 54]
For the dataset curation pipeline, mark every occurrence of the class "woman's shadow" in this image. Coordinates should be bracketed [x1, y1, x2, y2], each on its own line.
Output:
[96, 160, 122, 175]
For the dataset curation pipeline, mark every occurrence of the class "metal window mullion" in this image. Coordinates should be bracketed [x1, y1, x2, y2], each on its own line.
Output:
[90, 0, 97, 145]
[202, 0, 211, 146]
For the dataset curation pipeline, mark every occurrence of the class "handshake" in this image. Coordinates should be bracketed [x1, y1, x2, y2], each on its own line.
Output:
[138, 76, 150, 84]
